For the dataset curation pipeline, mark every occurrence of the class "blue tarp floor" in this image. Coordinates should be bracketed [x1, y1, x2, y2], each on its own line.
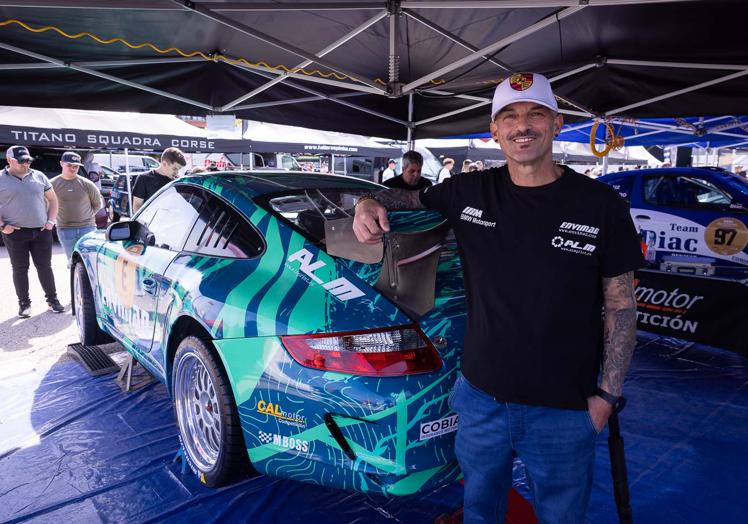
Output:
[0, 333, 745, 524]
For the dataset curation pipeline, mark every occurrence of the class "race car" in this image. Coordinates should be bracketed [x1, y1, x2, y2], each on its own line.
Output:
[71, 171, 465, 495]
[598, 167, 748, 277]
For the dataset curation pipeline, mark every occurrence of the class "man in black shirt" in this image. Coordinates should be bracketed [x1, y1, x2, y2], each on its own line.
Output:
[131, 147, 186, 213]
[382, 150, 432, 190]
[353, 73, 643, 523]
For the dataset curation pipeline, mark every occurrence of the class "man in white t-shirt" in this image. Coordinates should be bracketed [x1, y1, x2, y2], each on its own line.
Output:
[381, 159, 397, 183]
[437, 157, 455, 183]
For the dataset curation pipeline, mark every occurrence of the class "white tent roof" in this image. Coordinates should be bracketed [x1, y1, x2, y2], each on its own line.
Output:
[0, 106, 204, 136]
[243, 120, 393, 150]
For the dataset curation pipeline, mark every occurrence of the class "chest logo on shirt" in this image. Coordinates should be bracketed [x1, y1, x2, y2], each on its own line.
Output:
[558, 221, 600, 238]
[551, 235, 596, 256]
[460, 206, 496, 228]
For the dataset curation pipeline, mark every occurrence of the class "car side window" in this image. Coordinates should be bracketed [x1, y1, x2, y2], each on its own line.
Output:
[135, 186, 205, 250]
[606, 176, 634, 204]
[644, 175, 733, 209]
[184, 194, 264, 259]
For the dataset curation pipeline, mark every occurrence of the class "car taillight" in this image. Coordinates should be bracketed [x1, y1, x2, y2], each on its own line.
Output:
[280, 325, 442, 377]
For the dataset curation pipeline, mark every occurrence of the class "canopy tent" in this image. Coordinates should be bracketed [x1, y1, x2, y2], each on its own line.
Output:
[456, 116, 748, 148]
[418, 137, 658, 165]
[0, 105, 249, 152]
[0, 1, 744, 140]
[243, 119, 401, 157]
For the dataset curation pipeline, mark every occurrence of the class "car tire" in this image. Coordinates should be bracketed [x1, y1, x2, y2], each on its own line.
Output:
[73, 262, 113, 345]
[172, 336, 250, 487]
[108, 204, 119, 223]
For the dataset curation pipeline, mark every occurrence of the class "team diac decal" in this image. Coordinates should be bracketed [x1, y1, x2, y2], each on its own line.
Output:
[258, 430, 310, 452]
[256, 400, 307, 428]
[420, 414, 459, 441]
[509, 73, 533, 91]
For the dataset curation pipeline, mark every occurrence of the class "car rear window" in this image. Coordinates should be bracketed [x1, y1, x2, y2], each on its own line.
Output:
[263, 189, 366, 244]
[262, 189, 446, 246]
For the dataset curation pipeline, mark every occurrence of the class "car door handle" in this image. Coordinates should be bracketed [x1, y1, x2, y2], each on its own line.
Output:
[635, 215, 651, 220]
[142, 278, 157, 295]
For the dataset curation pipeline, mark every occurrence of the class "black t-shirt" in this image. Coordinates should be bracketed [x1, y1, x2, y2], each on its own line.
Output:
[420, 165, 644, 410]
[131, 170, 172, 202]
[383, 174, 432, 190]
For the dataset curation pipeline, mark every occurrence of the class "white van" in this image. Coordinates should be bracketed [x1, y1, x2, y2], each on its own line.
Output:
[91, 153, 159, 173]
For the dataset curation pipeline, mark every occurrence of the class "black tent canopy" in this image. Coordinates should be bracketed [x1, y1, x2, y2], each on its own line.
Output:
[0, 0, 745, 140]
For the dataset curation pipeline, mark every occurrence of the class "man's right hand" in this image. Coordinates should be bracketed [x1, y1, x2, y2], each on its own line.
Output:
[1, 224, 20, 235]
[353, 199, 390, 244]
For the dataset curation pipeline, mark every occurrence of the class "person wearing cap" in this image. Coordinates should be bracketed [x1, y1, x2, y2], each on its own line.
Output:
[353, 73, 643, 522]
[0, 145, 65, 316]
[383, 150, 432, 190]
[437, 157, 455, 184]
[51, 152, 102, 264]
[131, 147, 186, 213]
[381, 158, 397, 183]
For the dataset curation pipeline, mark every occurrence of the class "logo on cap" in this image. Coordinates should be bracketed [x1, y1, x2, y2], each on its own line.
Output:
[61, 152, 83, 165]
[509, 73, 534, 91]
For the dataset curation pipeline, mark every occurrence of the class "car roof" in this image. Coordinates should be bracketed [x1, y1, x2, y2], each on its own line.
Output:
[180, 170, 382, 198]
[598, 167, 730, 180]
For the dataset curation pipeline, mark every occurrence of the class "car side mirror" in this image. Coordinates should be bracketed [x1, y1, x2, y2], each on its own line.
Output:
[106, 221, 136, 242]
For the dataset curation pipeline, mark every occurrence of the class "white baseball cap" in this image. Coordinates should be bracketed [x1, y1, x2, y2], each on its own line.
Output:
[491, 72, 558, 121]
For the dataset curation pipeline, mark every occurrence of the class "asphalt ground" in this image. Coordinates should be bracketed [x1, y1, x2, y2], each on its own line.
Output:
[0, 242, 122, 379]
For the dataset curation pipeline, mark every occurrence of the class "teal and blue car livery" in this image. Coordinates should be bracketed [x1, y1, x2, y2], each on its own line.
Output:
[71, 171, 466, 496]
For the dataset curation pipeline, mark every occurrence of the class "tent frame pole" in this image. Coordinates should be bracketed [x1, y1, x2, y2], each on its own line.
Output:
[407, 93, 415, 150]
[170, 0, 385, 93]
[401, 6, 585, 93]
[229, 64, 408, 126]
[0, 41, 214, 111]
[607, 70, 748, 116]
[233, 92, 368, 111]
[221, 10, 388, 110]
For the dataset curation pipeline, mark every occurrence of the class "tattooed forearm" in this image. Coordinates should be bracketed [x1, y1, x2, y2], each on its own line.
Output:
[601, 272, 637, 397]
[373, 189, 425, 210]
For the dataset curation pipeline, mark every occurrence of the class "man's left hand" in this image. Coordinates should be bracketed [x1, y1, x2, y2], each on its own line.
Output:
[587, 395, 614, 433]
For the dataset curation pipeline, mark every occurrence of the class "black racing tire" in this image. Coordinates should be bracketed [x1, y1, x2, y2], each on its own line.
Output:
[73, 262, 113, 346]
[172, 336, 250, 487]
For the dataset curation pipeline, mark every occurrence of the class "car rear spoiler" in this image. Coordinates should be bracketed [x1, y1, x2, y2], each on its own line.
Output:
[325, 218, 450, 318]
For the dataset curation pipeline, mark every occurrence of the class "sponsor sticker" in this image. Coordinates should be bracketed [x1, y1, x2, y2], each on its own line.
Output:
[704, 217, 748, 256]
[258, 430, 310, 453]
[256, 400, 307, 428]
[420, 414, 459, 441]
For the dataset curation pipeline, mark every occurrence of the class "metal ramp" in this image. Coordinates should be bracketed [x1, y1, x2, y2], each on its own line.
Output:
[67, 343, 119, 376]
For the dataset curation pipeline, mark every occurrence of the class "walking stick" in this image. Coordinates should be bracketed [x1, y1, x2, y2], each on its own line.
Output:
[607, 399, 634, 524]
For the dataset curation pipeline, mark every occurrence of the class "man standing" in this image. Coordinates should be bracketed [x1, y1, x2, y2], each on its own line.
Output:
[437, 157, 455, 183]
[131, 147, 186, 213]
[383, 150, 432, 190]
[51, 152, 102, 264]
[353, 73, 643, 523]
[0, 145, 65, 316]
[381, 158, 397, 183]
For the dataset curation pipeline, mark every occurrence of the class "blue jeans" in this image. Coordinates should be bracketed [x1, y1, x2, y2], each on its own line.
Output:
[57, 226, 96, 262]
[449, 374, 597, 524]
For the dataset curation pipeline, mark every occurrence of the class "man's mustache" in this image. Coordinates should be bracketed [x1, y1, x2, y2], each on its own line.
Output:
[507, 130, 540, 141]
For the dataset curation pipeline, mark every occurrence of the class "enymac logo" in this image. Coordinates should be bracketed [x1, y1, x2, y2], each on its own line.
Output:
[559, 221, 600, 238]
[287, 248, 365, 301]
